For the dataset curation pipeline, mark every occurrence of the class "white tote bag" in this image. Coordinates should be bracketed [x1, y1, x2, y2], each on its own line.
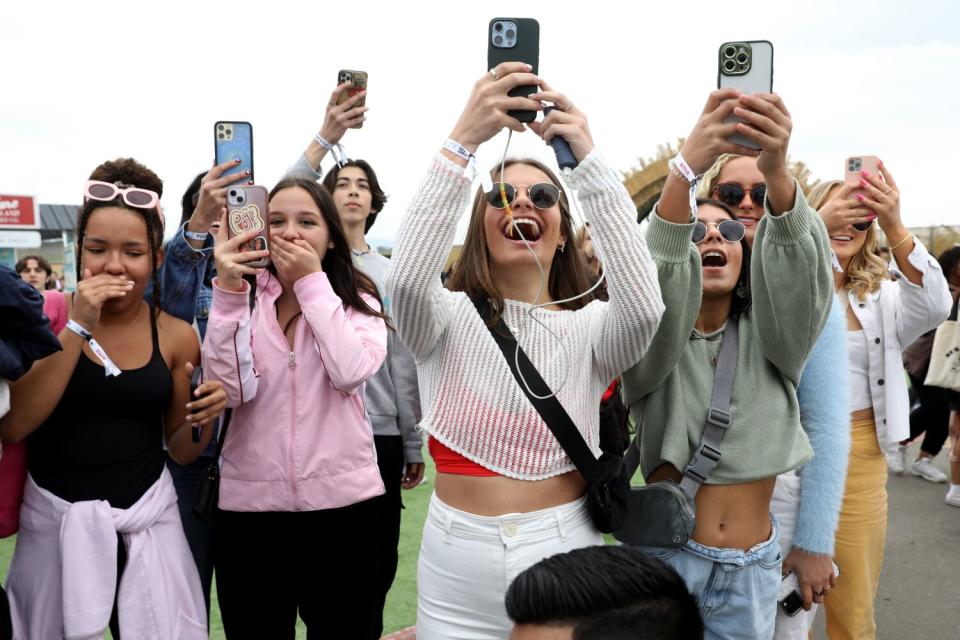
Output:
[924, 297, 960, 392]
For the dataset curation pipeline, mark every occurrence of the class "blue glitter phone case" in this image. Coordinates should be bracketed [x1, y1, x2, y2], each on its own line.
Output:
[214, 121, 254, 182]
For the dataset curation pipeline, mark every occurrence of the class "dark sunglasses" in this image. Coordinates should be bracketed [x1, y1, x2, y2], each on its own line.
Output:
[852, 219, 874, 232]
[692, 219, 746, 244]
[713, 183, 766, 208]
[486, 182, 561, 210]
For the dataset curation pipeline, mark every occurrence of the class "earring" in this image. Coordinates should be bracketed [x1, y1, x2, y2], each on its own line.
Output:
[736, 280, 747, 298]
[558, 241, 566, 253]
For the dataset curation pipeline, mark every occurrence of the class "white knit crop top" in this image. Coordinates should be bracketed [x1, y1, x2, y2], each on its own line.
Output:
[383, 151, 665, 480]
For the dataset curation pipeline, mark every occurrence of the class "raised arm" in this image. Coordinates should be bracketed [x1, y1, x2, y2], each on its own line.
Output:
[285, 83, 368, 180]
[384, 62, 542, 360]
[751, 186, 833, 383]
[620, 212, 702, 404]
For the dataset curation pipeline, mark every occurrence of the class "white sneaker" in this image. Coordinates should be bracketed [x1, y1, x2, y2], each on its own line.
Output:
[946, 486, 960, 508]
[885, 444, 907, 474]
[910, 457, 948, 483]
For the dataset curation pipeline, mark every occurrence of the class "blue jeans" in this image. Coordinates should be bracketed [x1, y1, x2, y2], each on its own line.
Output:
[638, 517, 782, 640]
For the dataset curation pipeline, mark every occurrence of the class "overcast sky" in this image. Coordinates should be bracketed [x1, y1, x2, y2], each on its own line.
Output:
[3, 0, 958, 247]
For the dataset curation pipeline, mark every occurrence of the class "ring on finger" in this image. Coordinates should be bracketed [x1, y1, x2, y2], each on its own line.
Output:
[563, 102, 574, 111]
[489, 68, 499, 81]
[883, 186, 893, 194]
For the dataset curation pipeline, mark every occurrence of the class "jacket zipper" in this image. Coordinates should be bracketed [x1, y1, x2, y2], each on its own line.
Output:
[289, 339, 299, 510]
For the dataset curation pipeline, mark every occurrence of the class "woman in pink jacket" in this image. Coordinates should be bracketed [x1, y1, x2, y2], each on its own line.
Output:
[202, 177, 389, 639]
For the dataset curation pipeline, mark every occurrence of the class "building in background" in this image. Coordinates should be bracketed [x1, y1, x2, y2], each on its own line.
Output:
[0, 194, 78, 291]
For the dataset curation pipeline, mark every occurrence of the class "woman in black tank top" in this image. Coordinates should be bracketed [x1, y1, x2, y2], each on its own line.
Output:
[0, 158, 227, 639]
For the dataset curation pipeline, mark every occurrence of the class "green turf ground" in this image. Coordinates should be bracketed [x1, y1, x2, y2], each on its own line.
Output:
[0, 458, 434, 638]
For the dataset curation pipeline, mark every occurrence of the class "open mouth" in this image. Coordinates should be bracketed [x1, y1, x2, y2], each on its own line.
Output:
[502, 216, 543, 242]
[831, 235, 853, 243]
[701, 250, 728, 268]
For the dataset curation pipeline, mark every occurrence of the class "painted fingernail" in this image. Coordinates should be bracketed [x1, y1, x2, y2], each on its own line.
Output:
[235, 158, 241, 163]
[860, 170, 871, 177]
[245, 170, 251, 175]
[859, 179, 868, 188]
[248, 180, 254, 185]
[856, 193, 865, 201]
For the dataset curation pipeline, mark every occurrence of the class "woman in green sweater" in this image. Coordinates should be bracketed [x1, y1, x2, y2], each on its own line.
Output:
[621, 88, 833, 639]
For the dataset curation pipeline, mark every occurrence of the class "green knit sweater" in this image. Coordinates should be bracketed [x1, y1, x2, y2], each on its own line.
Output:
[622, 185, 833, 483]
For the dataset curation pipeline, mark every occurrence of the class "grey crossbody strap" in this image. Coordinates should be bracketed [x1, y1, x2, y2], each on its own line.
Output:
[623, 316, 740, 497]
[679, 315, 739, 496]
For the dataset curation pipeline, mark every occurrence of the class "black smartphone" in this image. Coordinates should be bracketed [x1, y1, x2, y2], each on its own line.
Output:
[214, 121, 254, 182]
[190, 365, 203, 443]
[487, 17, 539, 124]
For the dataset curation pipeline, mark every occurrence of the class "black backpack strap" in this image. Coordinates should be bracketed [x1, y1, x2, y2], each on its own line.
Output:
[470, 297, 603, 483]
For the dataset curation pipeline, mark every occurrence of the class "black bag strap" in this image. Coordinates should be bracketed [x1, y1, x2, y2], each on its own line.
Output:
[678, 316, 739, 496]
[471, 298, 604, 483]
[622, 316, 739, 497]
[211, 408, 233, 464]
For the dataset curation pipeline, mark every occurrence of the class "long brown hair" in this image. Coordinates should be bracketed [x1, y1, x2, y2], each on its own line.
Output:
[445, 159, 596, 325]
[266, 178, 390, 326]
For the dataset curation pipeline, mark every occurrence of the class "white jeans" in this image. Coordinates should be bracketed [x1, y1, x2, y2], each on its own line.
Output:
[770, 471, 818, 639]
[416, 492, 603, 640]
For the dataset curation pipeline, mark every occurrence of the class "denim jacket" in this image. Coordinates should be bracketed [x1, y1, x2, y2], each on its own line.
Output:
[150, 222, 215, 338]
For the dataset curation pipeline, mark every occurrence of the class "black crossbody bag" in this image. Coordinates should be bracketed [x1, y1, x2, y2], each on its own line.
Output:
[192, 408, 232, 528]
[472, 298, 629, 533]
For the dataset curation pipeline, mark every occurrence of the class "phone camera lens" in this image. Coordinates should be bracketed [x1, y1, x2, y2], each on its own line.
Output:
[238, 197, 244, 203]
[494, 22, 503, 32]
[505, 28, 515, 39]
[494, 35, 503, 45]
[229, 190, 237, 197]
[218, 133, 224, 139]
[724, 46, 736, 58]
[723, 60, 736, 72]
[736, 52, 748, 64]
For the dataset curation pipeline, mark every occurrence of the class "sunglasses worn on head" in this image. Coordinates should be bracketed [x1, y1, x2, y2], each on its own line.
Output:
[84, 180, 160, 210]
[713, 183, 766, 208]
[486, 182, 561, 210]
[692, 219, 746, 244]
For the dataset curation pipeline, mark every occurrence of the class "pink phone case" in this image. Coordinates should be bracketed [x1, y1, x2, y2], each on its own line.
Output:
[226, 185, 270, 268]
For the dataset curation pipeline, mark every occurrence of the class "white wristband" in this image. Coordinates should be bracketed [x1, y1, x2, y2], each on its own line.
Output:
[443, 139, 483, 185]
[314, 133, 349, 167]
[669, 153, 702, 221]
[66, 319, 122, 377]
[184, 229, 209, 242]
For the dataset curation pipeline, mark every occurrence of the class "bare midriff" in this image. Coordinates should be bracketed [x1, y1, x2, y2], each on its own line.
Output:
[648, 463, 776, 551]
[435, 470, 587, 516]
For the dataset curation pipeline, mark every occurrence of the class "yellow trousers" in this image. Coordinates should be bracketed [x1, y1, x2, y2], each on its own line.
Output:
[824, 419, 887, 640]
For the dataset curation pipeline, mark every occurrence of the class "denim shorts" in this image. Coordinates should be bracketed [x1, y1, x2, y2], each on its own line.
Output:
[637, 516, 782, 640]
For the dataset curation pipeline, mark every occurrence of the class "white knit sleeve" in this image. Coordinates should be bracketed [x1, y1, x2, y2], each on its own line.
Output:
[383, 155, 474, 361]
[566, 150, 665, 382]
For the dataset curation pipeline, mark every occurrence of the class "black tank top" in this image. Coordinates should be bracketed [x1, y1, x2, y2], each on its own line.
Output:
[29, 310, 172, 509]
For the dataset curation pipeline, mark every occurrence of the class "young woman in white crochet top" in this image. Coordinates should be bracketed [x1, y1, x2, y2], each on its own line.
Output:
[384, 62, 665, 638]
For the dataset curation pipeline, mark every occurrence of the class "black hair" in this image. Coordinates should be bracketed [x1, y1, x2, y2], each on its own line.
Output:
[180, 171, 206, 229]
[80, 158, 165, 314]
[505, 545, 704, 639]
[266, 178, 390, 326]
[696, 197, 752, 316]
[938, 245, 960, 284]
[15, 255, 52, 276]
[321, 159, 388, 233]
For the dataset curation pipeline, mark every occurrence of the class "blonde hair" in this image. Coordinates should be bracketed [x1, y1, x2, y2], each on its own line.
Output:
[808, 179, 889, 300]
[696, 154, 742, 198]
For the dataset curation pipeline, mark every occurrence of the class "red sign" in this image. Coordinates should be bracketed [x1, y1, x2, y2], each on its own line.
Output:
[0, 195, 39, 229]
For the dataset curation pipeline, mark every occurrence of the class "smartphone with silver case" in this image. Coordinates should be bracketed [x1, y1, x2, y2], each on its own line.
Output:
[717, 41, 774, 150]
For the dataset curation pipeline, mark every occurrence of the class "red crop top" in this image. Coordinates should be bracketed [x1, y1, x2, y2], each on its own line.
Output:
[429, 437, 501, 477]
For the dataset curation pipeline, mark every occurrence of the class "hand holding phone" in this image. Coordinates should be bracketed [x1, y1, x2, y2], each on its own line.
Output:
[449, 63, 541, 154]
[189, 365, 203, 442]
[225, 186, 270, 268]
[844, 156, 881, 230]
[335, 70, 367, 129]
[717, 41, 773, 151]
[183, 362, 227, 434]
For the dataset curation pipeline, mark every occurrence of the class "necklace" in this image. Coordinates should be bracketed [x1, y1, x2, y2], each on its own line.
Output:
[97, 301, 145, 330]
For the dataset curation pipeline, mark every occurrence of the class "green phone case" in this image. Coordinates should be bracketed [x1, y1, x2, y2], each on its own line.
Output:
[487, 18, 540, 124]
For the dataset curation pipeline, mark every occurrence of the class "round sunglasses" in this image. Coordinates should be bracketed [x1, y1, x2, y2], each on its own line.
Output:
[712, 183, 766, 208]
[692, 219, 746, 244]
[486, 182, 561, 210]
